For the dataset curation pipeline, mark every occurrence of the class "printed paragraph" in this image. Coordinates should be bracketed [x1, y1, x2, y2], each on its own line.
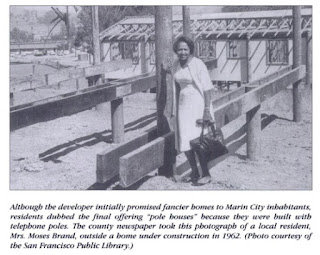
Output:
[9, 203, 313, 250]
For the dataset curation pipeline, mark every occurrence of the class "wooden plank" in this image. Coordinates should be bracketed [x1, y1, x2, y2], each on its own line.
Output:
[10, 73, 156, 131]
[10, 60, 132, 91]
[111, 98, 124, 143]
[96, 126, 157, 183]
[249, 66, 292, 86]
[119, 131, 175, 188]
[213, 66, 305, 128]
[85, 60, 131, 77]
[211, 86, 246, 109]
[245, 86, 261, 160]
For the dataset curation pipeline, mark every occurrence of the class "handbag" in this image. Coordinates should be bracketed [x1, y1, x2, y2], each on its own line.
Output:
[190, 120, 229, 164]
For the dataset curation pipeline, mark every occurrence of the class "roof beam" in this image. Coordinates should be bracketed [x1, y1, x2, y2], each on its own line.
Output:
[205, 20, 226, 38]
[238, 19, 257, 37]
[194, 20, 216, 40]
[274, 18, 290, 37]
[227, 19, 246, 38]
[126, 24, 151, 40]
[108, 25, 131, 40]
[217, 19, 237, 38]
[117, 25, 139, 40]
[301, 18, 312, 33]
[262, 19, 278, 37]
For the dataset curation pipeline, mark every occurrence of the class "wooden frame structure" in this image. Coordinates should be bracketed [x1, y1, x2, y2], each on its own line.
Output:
[97, 65, 305, 187]
[100, 8, 311, 84]
[100, 9, 311, 41]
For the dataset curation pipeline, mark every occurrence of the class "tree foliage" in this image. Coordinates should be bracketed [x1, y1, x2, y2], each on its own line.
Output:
[75, 6, 154, 47]
[10, 27, 34, 43]
[37, 10, 57, 25]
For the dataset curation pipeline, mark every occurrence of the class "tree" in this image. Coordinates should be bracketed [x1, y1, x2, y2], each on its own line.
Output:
[10, 27, 33, 43]
[37, 10, 57, 25]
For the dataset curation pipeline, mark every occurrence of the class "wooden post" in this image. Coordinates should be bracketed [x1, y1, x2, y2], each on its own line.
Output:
[45, 74, 49, 86]
[10, 92, 14, 107]
[292, 6, 302, 122]
[155, 6, 174, 136]
[111, 98, 124, 143]
[182, 6, 191, 38]
[89, 6, 102, 86]
[29, 75, 33, 89]
[306, 31, 312, 90]
[245, 86, 261, 160]
[140, 41, 148, 74]
[246, 33, 252, 83]
[66, 6, 70, 51]
[76, 79, 80, 91]
[155, 6, 175, 177]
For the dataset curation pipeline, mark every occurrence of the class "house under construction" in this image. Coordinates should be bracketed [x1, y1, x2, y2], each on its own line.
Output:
[99, 8, 312, 84]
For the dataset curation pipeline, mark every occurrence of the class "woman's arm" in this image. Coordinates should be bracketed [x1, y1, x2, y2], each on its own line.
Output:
[203, 90, 212, 122]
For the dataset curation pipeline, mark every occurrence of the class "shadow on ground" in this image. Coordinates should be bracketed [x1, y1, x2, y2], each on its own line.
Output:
[39, 113, 156, 162]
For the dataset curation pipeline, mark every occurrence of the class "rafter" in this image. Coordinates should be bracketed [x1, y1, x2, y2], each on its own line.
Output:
[238, 19, 257, 37]
[205, 20, 226, 38]
[274, 18, 290, 37]
[194, 20, 216, 40]
[100, 9, 312, 41]
[262, 19, 278, 37]
[227, 19, 246, 38]
[217, 19, 237, 38]
[108, 25, 131, 40]
[117, 25, 139, 40]
[127, 24, 151, 40]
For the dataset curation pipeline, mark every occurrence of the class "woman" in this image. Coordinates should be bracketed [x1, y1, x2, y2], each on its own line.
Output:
[171, 36, 214, 184]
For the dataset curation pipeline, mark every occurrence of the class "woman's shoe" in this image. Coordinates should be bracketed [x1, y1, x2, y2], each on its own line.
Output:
[182, 173, 199, 183]
[196, 176, 212, 185]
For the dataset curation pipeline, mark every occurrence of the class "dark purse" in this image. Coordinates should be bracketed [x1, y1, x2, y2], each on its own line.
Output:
[190, 120, 229, 163]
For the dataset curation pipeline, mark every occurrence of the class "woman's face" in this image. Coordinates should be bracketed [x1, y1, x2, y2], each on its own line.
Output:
[177, 41, 191, 61]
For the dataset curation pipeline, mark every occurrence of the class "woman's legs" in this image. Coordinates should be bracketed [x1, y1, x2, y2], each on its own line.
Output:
[196, 153, 212, 184]
[185, 149, 200, 180]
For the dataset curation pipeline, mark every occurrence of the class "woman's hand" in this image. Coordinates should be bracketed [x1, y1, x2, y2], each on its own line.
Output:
[162, 54, 174, 74]
[203, 107, 212, 123]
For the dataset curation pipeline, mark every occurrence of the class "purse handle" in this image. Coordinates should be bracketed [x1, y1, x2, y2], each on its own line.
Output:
[198, 119, 216, 142]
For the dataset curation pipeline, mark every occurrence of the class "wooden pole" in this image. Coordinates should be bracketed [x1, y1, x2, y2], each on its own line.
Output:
[245, 86, 261, 160]
[182, 6, 191, 38]
[155, 6, 174, 135]
[10, 92, 14, 107]
[66, 6, 70, 51]
[306, 31, 312, 90]
[292, 6, 302, 122]
[155, 6, 175, 177]
[140, 41, 148, 74]
[111, 98, 124, 143]
[246, 33, 252, 83]
[90, 6, 102, 86]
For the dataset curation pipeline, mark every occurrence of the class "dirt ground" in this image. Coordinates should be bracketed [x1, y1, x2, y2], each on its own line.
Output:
[10, 64, 312, 191]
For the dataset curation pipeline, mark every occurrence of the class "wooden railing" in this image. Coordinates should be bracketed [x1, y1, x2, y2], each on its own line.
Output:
[10, 60, 132, 93]
[101, 65, 306, 188]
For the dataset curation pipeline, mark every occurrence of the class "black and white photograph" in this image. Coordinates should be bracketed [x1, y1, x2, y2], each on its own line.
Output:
[9, 5, 312, 191]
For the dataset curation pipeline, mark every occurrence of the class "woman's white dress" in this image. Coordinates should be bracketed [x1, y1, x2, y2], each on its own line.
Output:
[174, 64, 204, 152]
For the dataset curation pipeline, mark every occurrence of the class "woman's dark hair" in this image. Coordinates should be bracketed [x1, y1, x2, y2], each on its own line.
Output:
[173, 36, 195, 54]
